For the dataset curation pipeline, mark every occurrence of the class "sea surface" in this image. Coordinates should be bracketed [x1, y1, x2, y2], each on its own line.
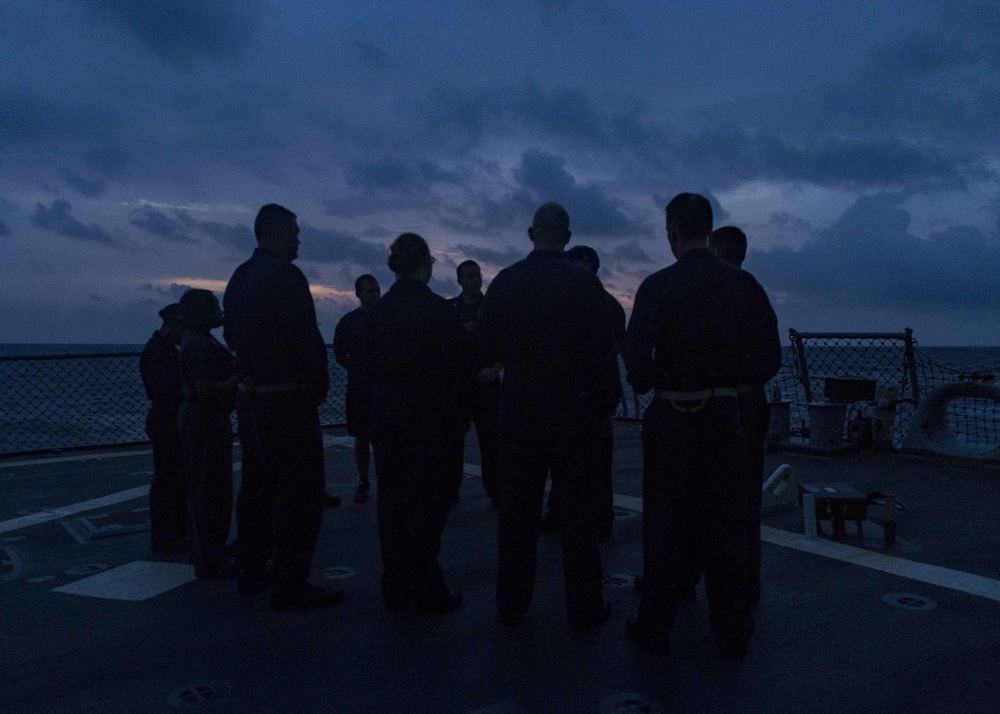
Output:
[2, 343, 1000, 457]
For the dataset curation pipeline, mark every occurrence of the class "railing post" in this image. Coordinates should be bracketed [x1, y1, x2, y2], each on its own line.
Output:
[904, 327, 920, 404]
[790, 329, 813, 403]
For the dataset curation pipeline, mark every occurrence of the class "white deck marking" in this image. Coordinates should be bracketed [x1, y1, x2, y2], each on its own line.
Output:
[0, 459, 241, 534]
[613, 493, 1000, 603]
[0, 449, 153, 468]
[52, 561, 196, 601]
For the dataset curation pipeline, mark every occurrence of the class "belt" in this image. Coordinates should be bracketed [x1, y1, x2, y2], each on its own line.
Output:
[654, 387, 738, 401]
[238, 382, 307, 394]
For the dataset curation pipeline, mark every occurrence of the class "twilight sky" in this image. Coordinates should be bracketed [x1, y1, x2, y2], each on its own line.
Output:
[2, 0, 999, 345]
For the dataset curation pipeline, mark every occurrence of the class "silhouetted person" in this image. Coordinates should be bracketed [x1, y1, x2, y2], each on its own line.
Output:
[623, 193, 780, 660]
[224, 203, 343, 611]
[140, 303, 188, 554]
[539, 245, 624, 541]
[333, 274, 381, 504]
[178, 289, 239, 579]
[358, 233, 470, 614]
[709, 225, 771, 607]
[478, 203, 618, 630]
[448, 260, 501, 505]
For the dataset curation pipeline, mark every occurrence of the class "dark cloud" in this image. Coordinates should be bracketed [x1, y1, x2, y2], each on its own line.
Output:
[197, 220, 255, 252]
[611, 240, 653, 264]
[83, 146, 131, 177]
[452, 243, 525, 267]
[87, 0, 264, 70]
[343, 158, 459, 195]
[129, 206, 198, 244]
[298, 224, 386, 266]
[0, 219, 9, 237]
[750, 192, 1000, 311]
[513, 149, 644, 237]
[30, 199, 116, 246]
[63, 170, 107, 197]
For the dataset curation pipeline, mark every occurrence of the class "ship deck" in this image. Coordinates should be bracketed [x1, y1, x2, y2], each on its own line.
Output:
[2, 424, 999, 713]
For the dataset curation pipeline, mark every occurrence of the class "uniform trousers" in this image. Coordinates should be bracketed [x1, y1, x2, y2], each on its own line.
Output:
[371, 383, 461, 607]
[496, 402, 605, 625]
[462, 380, 501, 502]
[178, 402, 233, 575]
[742, 388, 770, 606]
[147, 405, 188, 552]
[236, 391, 325, 586]
[545, 414, 615, 538]
[638, 397, 753, 648]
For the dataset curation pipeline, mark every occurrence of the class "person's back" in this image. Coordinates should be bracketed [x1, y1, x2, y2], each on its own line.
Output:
[626, 251, 775, 394]
[480, 252, 616, 420]
[478, 202, 614, 632]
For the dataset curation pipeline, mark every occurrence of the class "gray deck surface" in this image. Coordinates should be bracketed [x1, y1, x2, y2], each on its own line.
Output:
[2, 424, 999, 713]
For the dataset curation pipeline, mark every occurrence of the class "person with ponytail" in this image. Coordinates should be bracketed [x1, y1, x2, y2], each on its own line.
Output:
[359, 233, 472, 615]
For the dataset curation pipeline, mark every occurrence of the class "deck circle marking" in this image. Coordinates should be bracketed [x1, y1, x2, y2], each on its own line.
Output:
[167, 682, 230, 707]
[883, 592, 938, 611]
[321, 566, 356, 580]
[603, 574, 635, 588]
[64, 563, 109, 576]
[613, 509, 636, 521]
[27, 575, 56, 583]
[598, 692, 661, 714]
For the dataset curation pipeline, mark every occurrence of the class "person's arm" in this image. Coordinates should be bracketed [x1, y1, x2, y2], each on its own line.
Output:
[332, 315, 351, 372]
[283, 266, 330, 403]
[743, 275, 782, 386]
[623, 277, 661, 396]
[476, 274, 508, 369]
[140, 346, 181, 403]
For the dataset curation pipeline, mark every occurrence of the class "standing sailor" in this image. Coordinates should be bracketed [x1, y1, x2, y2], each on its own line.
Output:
[224, 203, 343, 611]
[623, 193, 780, 660]
[332, 274, 381, 504]
[139, 303, 188, 555]
[360, 233, 470, 614]
[178, 289, 239, 579]
[479, 203, 618, 631]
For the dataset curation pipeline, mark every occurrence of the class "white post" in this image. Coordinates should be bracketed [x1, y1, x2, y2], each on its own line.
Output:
[802, 493, 819, 539]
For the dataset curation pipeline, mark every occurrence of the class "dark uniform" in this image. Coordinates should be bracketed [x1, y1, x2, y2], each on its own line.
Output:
[139, 331, 187, 553]
[545, 288, 624, 540]
[332, 307, 374, 440]
[478, 250, 618, 628]
[358, 276, 471, 610]
[448, 292, 501, 503]
[223, 247, 330, 589]
[623, 248, 780, 652]
[178, 331, 237, 577]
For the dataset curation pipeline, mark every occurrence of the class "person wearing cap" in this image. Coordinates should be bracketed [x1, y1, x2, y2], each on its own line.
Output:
[357, 232, 470, 615]
[223, 203, 343, 611]
[540, 245, 625, 542]
[478, 202, 618, 631]
[140, 302, 188, 555]
[178, 289, 239, 579]
[623, 193, 780, 660]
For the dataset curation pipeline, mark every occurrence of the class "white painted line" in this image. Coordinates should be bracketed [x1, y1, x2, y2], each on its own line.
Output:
[612, 491, 1000, 604]
[323, 435, 355, 448]
[0, 486, 150, 534]
[0, 449, 153, 469]
[52, 561, 196, 601]
[0, 460, 241, 534]
[760, 526, 1000, 603]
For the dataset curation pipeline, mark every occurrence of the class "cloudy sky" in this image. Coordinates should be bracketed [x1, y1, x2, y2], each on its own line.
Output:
[2, 0, 999, 345]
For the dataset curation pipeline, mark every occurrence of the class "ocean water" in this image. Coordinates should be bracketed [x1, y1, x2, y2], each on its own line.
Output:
[2, 343, 1000, 457]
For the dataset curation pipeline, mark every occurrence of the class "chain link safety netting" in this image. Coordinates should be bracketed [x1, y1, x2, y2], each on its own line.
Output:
[3, 334, 999, 456]
[0, 350, 347, 457]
